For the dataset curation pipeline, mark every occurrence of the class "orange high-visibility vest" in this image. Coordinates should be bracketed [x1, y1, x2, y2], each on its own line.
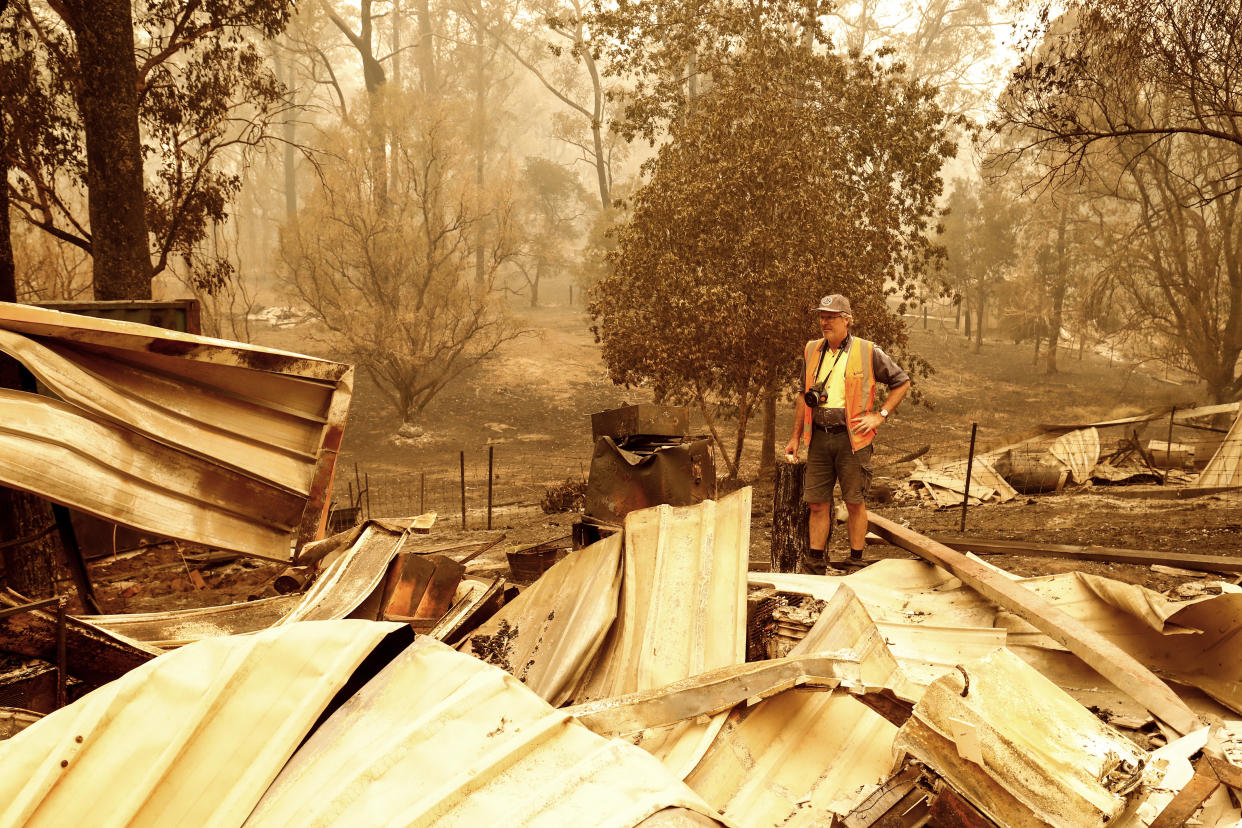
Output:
[802, 335, 877, 452]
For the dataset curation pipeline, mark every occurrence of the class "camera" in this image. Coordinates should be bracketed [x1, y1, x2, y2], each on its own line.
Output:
[804, 381, 826, 408]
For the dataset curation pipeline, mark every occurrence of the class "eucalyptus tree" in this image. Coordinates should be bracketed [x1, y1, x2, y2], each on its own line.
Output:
[8, 0, 295, 299]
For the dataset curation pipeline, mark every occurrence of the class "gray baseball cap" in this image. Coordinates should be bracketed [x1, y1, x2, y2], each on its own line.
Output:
[814, 294, 852, 315]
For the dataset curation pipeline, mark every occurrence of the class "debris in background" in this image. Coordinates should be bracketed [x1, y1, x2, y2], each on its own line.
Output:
[505, 535, 572, 582]
[1050, 427, 1101, 483]
[583, 404, 715, 525]
[1195, 406, 1242, 489]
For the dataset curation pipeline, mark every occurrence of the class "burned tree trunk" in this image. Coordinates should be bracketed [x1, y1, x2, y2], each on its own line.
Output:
[0, 147, 58, 599]
[771, 460, 809, 573]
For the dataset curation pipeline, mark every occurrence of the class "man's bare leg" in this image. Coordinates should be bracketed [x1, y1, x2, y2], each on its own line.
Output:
[845, 502, 868, 558]
[801, 500, 834, 574]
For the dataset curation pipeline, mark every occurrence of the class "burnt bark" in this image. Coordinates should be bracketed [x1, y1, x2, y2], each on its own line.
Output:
[771, 460, 808, 573]
[59, 0, 153, 299]
[0, 141, 59, 599]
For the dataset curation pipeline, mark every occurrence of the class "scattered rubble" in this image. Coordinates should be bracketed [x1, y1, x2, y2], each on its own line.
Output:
[901, 401, 1242, 508]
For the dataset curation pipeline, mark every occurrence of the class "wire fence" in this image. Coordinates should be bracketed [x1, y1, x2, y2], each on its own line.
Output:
[331, 447, 593, 529]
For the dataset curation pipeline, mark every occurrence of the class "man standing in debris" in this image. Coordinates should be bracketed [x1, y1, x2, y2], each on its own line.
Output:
[783, 294, 910, 574]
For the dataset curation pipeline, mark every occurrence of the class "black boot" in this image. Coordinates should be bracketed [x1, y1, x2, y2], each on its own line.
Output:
[799, 547, 828, 575]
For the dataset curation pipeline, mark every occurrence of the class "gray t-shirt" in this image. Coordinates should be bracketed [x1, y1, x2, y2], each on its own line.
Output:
[803, 334, 910, 426]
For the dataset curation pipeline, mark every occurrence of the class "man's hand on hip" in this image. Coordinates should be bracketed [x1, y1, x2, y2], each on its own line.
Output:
[851, 412, 885, 435]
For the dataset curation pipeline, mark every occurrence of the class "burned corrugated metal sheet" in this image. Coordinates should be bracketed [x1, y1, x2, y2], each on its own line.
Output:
[86, 523, 410, 649]
[685, 692, 897, 827]
[574, 489, 750, 701]
[0, 620, 400, 828]
[894, 648, 1147, 828]
[88, 594, 301, 649]
[246, 636, 731, 828]
[0, 302, 352, 560]
[277, 523, 407, 625]
[458, 533, 623, 707]
[678, 588, 905, 826]
[585, 436, 715, 524]
[570, 490, 750, 779]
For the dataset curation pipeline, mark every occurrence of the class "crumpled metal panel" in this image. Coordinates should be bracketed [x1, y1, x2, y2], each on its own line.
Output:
[585, 436, 715, 524]
[88, 594, 302, 649]
[0, 302, 352, 560]
[87, 523, 409, 649]
[246, 636, 730, 828]
[277, 524, 407, 625]
[458, 533, 622, 707]
[571, 490, 750, 779]
[574, 489, 750, 702]
[685, 693, 897, 827]
[0, 620, 400, 828]
[894, 648, 1147, 828]
[681, 587, 906, 826]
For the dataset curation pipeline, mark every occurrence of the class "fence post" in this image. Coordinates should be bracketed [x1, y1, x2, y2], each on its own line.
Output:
[960, 423, 978, 532]
[460, 451, 467, 530]
[487, 445, 494, 530]
[1165, 407, 1175, 486]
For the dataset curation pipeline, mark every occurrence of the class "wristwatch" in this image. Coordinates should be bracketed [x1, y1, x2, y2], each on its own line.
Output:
[879, 408, 889, 419]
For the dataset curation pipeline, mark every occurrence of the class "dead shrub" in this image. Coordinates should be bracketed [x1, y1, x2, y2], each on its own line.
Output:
[541, 477, 587, 513]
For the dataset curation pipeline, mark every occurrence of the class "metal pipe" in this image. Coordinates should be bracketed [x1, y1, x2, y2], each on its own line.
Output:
[55, 596, 68, 709]
[0, 596, 59, 620]
[1165, 407, 1175, 485]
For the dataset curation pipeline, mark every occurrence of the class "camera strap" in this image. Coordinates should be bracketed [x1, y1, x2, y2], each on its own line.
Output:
[813, 339, 847, 398]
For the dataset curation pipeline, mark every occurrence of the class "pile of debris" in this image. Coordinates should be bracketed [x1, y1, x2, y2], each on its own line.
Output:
[6, 487, 1242, 826]
[904, 402, 1242, 507]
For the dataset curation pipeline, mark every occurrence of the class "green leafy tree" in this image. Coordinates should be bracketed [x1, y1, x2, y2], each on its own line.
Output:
[590, 9, 953, 477]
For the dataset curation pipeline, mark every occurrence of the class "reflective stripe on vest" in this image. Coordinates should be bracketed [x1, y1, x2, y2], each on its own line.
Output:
[802, 335, 877, 453]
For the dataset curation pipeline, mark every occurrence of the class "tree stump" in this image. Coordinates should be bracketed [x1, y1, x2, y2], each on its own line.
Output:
[771, 460, 809, 572]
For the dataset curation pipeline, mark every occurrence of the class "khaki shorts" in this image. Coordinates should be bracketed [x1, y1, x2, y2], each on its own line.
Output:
[803, 427, 873, 504]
